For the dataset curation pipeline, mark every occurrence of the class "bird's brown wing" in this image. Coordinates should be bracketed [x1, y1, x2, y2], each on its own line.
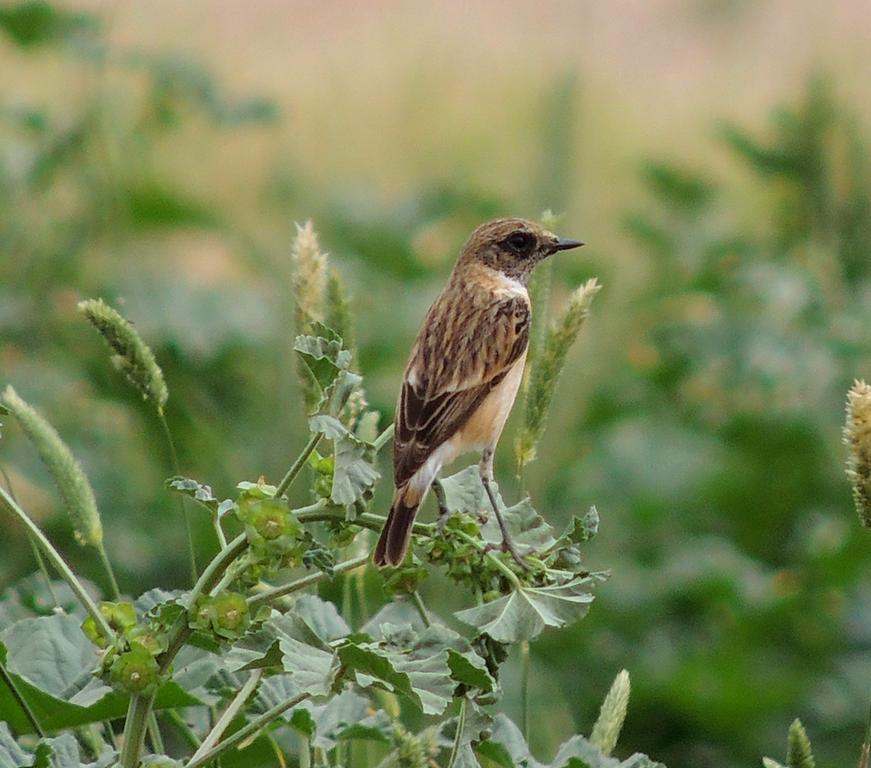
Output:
[393, 291, 530, 487]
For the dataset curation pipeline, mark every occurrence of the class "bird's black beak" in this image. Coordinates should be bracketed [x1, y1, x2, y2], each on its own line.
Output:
[552, 238, 585, 252]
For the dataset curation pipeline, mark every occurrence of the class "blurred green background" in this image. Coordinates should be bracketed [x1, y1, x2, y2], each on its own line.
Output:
[1, 2, 870, 766]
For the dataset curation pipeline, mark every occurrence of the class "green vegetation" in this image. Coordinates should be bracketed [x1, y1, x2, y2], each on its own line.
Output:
[1, 4, 870, 767]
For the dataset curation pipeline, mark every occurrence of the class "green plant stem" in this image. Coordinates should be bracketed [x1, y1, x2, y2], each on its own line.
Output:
[165, 710, 201, 749]
[189, 669, 263, 765]
[454, 529, 522, 588]
[0, 486, 115, 641]
[28, 535, 60, 607]
[96, 543, 121, 601]
[212, 514, 228, 549]
[296, 506, 434, 537]
[0, 659, 45, 738]
[248, 554, 369, 608]
[372, 422, 395, 453]
[147, 714, 164, 755]
[275, 432, 322, 499]
[0, 466, 59, 606]
[158, 411, 198, 583]
[860, 697, 871, 768]
[119, 692, 155, 768]
[446, 697, 467, 768]
[184, 691, 312, 768]
[298, 734, 312, 768]
[411, 590, 431, 628]
[521, 641, 530, 742]
[117, 535, 249, 768]
[161, 534, 250, 669]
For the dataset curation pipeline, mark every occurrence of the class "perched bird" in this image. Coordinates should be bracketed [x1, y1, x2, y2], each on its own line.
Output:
[373, 217, 583, 568]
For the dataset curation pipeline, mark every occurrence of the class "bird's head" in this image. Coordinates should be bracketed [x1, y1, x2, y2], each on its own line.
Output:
[458, 217, 583, 282]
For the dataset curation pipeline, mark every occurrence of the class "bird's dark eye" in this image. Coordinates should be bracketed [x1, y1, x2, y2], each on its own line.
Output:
[505, 231, 535, 255]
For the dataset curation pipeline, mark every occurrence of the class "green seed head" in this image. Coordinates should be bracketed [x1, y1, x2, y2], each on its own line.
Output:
[845, 380, 871, 528]
[78, 298, 168, 411]
[1, 386, 103, 547]
[110, 646, 160, 694]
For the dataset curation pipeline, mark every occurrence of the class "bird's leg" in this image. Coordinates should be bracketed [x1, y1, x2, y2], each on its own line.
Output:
[479, 449, 529, 570]
[432, 477, 451, 532]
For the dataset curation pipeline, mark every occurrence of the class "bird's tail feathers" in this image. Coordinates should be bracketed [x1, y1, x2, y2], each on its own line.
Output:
[373, 485, 423, 568]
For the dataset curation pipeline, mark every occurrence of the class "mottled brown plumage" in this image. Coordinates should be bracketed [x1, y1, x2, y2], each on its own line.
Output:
[374, 217, 583, 568]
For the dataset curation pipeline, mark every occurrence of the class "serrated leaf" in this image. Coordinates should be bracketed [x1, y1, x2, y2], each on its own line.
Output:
[294, 332, 351, 396]
[310, 416, 379, 506]
[165, 476, 219, 512]
[440, 466, 556, 550]
[337, 624, 457, 715]
[440, 466, 486, 516]
[225, 610, 337, 696]
[134, 589, 186, 619]
[552, 735, 619, 768]
[33, 732, 116, 768]
[559, 507, 599, 545]
[293, 595, 350, 642]
[454, 575, 603, 642]
[289, 690, 390, 750]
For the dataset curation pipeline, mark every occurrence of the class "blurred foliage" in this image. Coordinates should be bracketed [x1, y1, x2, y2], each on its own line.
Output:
[0, 3, 870, 767]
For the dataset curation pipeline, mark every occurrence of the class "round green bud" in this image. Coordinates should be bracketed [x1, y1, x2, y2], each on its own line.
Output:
[110, 646, 160, 694]
[209, 592, 250, 639]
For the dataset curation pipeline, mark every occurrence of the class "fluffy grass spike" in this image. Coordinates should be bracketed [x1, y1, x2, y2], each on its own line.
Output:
[1, 386, 102, 548]
[844, 379, 871, 527]
[291, 219, 328, 332]
[590, 669, 631, 756]
[78, 298, 168, 412]
[516, 277, 601, 469]
[786, 719, 815, 768]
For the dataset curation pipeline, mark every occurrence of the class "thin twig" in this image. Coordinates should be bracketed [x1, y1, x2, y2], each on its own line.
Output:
[411, 591, 431, 628]
[164, 709, 202, 749]
[0, 486, 115, 640]
[97, 544, 121, 601]
[248, 554, 369, 608]
[372, 422, 394, 453]
[1, 465, 59, 606]
[184, 691, 312, 768]
[275, 432, 322, 499]
[189, 669, 263, 764]
[159, 411, 198, 583]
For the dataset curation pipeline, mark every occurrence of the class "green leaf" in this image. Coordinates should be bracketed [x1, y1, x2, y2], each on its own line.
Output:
[165, 477, 231, 515]
[454, 575, 603, 642]
[551, 735, 619, 768]
[225, 611, 337, 696]
[439, 466, 486, 516]
[293, 594, 351, 642]
[309, 416, 379, 506]
[32, 732, 116, 768]
[1, 615, 105, 701]
[291, 690, 391, 750]
[337, 624, 457, 715]
[0, 722, 30, 768]
[476, 714, 536, 768]
[294, 332, 351, 392]
[0, 616, 202, 733]
[440, 465, 556, 551]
